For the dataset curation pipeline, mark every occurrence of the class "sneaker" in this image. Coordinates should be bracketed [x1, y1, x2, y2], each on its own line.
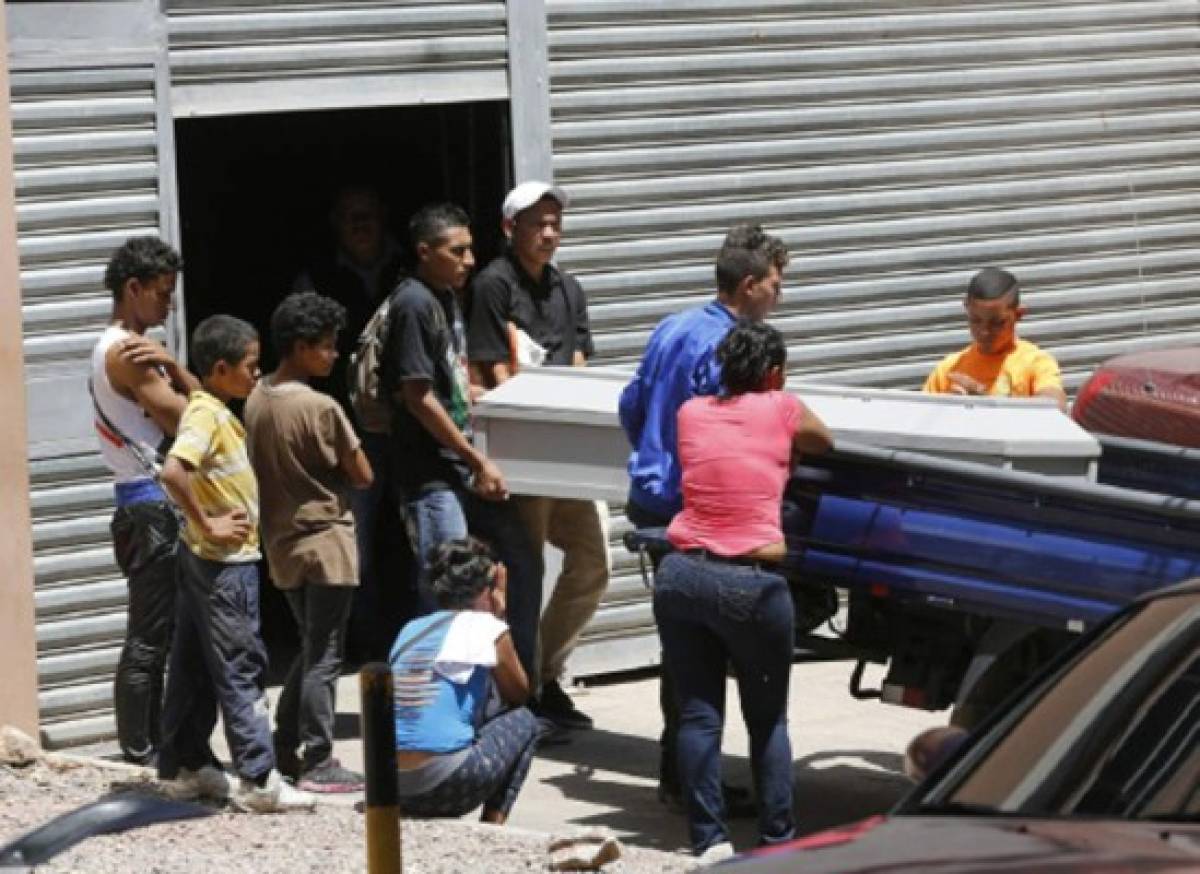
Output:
[297, 758, 365, 794]
[231, 769, 317, 813]
[166, 765, 236, 802]
[537, 680, 594, 730]
[697, 841, 735, 865]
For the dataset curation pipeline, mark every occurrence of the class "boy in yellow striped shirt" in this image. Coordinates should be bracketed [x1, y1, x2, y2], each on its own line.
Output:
[159, 314, 314, 813]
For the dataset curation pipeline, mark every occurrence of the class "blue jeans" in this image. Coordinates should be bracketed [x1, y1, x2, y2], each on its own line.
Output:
[158, 549, 275, 782]
[406, 486, 543, 684]
[653, 552, 796, 854]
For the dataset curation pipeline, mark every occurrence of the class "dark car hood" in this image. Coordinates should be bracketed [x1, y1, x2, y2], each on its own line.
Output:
[721, 816, 1200, 873]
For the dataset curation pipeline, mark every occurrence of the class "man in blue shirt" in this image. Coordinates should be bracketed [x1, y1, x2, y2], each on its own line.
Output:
[619, 223, 790, 811]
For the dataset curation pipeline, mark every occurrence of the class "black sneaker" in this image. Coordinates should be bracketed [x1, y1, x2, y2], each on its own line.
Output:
[538, 680, 594, 730]
[297, 757, 365, 794]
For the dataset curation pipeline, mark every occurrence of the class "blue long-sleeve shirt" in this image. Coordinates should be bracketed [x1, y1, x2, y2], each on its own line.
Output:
[618, 300, 735, 519]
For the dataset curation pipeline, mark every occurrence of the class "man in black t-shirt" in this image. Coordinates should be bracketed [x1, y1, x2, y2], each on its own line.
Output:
[380, 202, 542, 684]
[467, 182, 609, 735]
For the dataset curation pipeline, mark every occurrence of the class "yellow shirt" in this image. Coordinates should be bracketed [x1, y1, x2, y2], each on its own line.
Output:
[169, 390, 261, 562]
[923, 338, 1063, 399]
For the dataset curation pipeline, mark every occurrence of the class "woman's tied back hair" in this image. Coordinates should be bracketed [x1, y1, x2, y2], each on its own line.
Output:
[427, 536, 498, 610]
[716, 319, 787, 396]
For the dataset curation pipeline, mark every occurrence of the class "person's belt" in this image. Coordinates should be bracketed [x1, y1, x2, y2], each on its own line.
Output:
[683, 548, 769, 570]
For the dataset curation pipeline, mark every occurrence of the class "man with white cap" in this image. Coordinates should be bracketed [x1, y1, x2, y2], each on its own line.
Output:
[467, 181, 608, 736]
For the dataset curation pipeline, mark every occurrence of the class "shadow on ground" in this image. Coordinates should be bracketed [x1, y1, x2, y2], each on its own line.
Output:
[533, 728, 914, 851]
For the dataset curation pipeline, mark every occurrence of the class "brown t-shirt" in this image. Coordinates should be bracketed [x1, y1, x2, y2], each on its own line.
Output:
[244, 377, 361, 589]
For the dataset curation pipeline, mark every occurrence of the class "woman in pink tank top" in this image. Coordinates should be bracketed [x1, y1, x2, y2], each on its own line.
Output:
[653, 321, 832, 859]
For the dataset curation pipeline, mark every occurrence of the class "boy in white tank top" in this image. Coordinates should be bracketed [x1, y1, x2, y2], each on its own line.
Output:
[91, 237, 195, 766]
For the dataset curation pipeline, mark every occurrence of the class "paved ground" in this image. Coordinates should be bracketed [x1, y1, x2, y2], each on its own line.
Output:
[211, 657, 945, 856]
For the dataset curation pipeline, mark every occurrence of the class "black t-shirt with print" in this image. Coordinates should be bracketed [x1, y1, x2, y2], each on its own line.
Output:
[380, 276, 473, 494]
[466, 251, 595, 367]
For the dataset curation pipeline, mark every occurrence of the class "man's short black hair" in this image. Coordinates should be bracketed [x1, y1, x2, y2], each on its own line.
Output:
[717, 320, 787, 396]
[270, 292, 347, 358]
[714, 224, 789, 295]
[408, 202, 470, 250]
[104, 236, 183, 302]
[967, 267, 1021, 307]
[190, 314, 258, 379]
[427, 536, 498, 610]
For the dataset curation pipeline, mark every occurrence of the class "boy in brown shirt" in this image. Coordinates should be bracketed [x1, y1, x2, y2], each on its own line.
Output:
[245, 291, 373, 792]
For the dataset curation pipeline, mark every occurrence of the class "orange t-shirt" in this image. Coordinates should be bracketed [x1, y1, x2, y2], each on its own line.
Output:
[923, 338, 1062, 398]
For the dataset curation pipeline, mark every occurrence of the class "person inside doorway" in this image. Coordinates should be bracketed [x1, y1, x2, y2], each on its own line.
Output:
[91, 236, 195, 766]
[293, 183, 408, 662]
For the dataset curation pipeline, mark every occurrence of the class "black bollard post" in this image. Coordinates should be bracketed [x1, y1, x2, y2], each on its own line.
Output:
[360, 662, 401, 874]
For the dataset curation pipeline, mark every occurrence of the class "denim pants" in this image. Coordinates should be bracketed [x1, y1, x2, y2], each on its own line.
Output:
[397, 707, 540, 818]
[275, 582, 355, 768]
[158, 549, 275, 782]
[406, 487, 543, 684]
[653, 552, 796, 854]
[110, 500, 179, 764]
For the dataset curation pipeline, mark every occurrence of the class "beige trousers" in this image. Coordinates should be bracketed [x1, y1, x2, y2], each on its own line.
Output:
[515, 496, 611, 688]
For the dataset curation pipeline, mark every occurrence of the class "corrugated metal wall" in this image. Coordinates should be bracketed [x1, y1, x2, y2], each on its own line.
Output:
[548, 0, 1200, 677]
[165, 0, 510, 115]
[13, 63, 167, 748]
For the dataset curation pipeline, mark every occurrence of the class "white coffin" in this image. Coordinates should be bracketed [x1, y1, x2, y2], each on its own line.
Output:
[472, 366, 1100, 501]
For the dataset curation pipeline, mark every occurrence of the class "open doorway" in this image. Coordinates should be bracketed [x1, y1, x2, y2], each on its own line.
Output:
[174, 100, 510, 661]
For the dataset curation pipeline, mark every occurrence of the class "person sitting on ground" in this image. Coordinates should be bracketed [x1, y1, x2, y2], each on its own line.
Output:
[158, 315, 315, 813]
[923, 267, 1067, 410]
[390, 537, 540, 825]
[244, 292, 374, 794]
[653, 321, 832, 863]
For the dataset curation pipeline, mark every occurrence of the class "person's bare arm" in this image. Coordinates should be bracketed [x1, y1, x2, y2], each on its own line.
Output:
[491, 632, 530, 705]
[1036, 385, 1068, 412]
[160, 456, 250, 545]
[398, 379, 508, 500]
[473, 360, 513, 389]
[339, 446, 373, 489]
[793, 408, 834, 459]
[572, 350, 587, 367]
[106, 340, 195, 436]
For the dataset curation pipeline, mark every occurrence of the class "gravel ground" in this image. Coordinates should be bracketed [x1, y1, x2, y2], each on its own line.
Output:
[0, 761, 697, 873]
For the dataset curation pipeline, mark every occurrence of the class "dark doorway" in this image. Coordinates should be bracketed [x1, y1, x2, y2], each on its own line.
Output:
[174, 101, 510, 663]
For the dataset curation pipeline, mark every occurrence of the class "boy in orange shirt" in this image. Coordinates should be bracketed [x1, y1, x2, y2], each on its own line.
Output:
[923, 267, 1066, 411]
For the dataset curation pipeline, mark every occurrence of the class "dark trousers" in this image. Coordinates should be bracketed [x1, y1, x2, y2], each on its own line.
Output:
[275, 582, 355, 768]
[654, 553, 796, 854]
[398, 707, 540, 818]
[624, 498, 680, 790]
[158, 548, 275, 782]
[111, 501, 179, 764]
[406, 486, 544, 685]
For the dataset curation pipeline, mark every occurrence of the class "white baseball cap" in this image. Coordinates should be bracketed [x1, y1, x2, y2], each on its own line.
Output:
[502, 181, 569, 221]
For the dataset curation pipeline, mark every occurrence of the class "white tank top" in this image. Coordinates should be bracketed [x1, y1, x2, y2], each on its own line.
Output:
[90, 324, 167, 484]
